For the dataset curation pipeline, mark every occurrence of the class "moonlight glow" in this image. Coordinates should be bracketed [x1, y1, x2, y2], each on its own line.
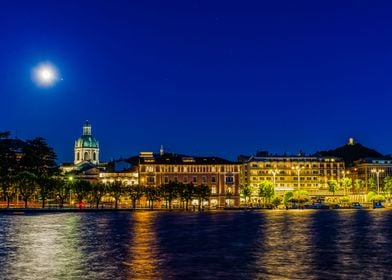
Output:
[32, 62, 60, 87]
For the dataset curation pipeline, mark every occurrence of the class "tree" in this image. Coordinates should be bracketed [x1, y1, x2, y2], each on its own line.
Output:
[20, 137, 59, 177]
[0, 175, 17, 208]
[284, 191, 293, 205]
[194, 184, 210, 211]
[384, 176, 392, 198]
[0, 133, 23, 207]
[72, 180, 92, 206]
[340, 178, 352, 196]
[271, 196, 282, 208]
[52, 177, 69, 208]
[289, 190, 309, 204]
[37, 175, 56, 208]
[160, 181, 180, 210]
[259, 181, 274, 206]
[16, 171, 37, 208]
[129, 184, 143, 209]
[368, 177, 377, 193]
[327, 179, 339, 196]
[91, 182, 107, 208]
[241, 185, 253, 206]
[354, 179, 365, 194]
[179, 183, 194, 211]
[107, 180, 124, 209]
[144, 186, 160, 210]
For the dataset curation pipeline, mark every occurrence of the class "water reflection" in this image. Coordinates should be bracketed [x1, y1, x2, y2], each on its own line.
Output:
[0, 214, 84, 279]
[125, 212, 162, 279]
[1, 210, 392, 279]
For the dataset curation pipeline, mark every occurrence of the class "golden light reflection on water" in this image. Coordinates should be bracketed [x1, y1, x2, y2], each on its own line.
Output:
[125, 212, 163, 280]
[252, 210, 315, 279]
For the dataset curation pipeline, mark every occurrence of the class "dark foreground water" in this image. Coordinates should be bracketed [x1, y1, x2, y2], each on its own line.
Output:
[1, 210, 392, 280]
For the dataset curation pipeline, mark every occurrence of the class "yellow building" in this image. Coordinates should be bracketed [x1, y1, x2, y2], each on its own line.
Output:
[240, 155, 345, 202]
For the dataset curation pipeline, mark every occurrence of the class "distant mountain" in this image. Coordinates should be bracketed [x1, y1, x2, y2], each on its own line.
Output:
[314, 142, 384, 166]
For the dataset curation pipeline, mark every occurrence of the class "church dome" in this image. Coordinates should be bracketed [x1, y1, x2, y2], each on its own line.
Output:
[75, 135, 99, 148]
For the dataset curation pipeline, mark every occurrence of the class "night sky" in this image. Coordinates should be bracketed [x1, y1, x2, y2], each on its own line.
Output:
[1, 1, 392, 163]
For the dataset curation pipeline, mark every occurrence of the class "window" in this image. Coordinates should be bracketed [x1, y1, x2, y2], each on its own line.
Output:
[202, 176, 207, 183]
[93, 152, 96, 161]
[174, 176, 178, 182]
[164, 176, 169, 184]
[77, 152, 80, 161]
[193, 176, 197, 183]
[211, 176, 216, 183]
[225, 176, 234, 184]
[147, 176, 155, 183]
[183, 176, 188, 183]
[211, 186, 217, 194]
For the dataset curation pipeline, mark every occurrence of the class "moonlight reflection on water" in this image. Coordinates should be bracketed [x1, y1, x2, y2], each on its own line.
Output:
[1, 210, 392, 279]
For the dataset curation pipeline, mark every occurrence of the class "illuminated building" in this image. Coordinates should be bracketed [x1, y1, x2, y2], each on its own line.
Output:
[138, 150, 241, 208]
[74, 121, 99, 165]
[240, 155, 345, 201]
[350, 158, 392, 191]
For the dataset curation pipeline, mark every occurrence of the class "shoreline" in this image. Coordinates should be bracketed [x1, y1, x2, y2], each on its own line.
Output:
[0, 207, 390, 214]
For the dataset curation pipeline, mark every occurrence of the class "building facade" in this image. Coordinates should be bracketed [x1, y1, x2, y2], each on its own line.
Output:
[240, 155, 345, 201]
[138, 152, 241, 208]
[74, 121, 99, 165]
[350, 158, 392, 191]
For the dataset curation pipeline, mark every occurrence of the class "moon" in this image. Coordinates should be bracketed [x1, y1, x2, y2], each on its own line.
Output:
[32, 62, 60, 87]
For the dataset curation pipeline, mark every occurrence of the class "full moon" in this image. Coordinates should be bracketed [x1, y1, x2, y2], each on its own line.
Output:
[32, 62, 60, 87]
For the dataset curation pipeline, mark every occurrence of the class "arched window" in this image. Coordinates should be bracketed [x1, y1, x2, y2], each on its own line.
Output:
[77, 152, 80, 161]
[84, 152, 89, 161]
[93, 152, 96, 161]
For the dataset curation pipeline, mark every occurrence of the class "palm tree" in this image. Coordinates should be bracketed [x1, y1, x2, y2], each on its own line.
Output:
[194, 184, 210, 211]
[106, 180, 124, 209]
[16, 171, 37, 208]
[129, 184, 143, 209]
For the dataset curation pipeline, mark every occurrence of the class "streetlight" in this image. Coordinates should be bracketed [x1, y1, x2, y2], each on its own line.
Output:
[341, 170, 350, 179]
[292, 165, 304, 191]
[68, 176, 74, 208]
[269, 169, 280, 190]
[371, 168, 384, 195]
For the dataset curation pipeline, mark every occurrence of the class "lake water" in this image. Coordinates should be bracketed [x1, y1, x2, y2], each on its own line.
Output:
[0, 210, 391, 279]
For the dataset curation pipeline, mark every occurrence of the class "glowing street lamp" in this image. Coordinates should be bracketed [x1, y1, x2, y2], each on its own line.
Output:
[68, 176, 74, 207]
[371, 168, 384, 195]
[292, 165, 304, 191]
[269, 169, 280, 190]
[341, 170, 350, 179]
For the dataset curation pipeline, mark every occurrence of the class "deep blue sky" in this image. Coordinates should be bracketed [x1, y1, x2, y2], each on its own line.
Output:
[1, 0, 392, 162]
